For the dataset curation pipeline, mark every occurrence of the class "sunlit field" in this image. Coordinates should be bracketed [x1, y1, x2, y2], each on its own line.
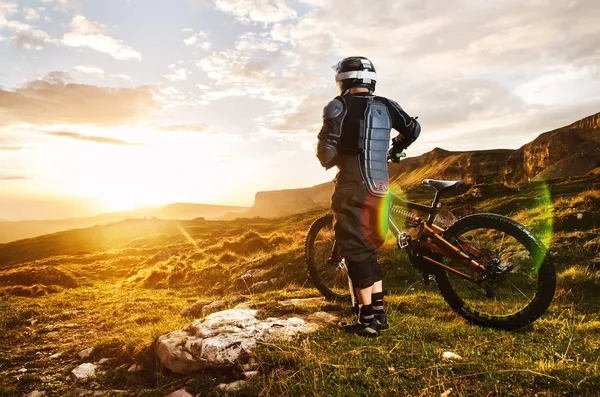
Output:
[1, 175, 599, 396]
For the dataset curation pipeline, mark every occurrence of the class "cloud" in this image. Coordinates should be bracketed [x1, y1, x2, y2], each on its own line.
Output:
[0, 145, 23, 151]
[0, 4, 54, 50]
[62, 15, 142, 60]
[23, 7, 40, 21]
[164, 64, 191, 82]
[110, 73, 132, 81]
[0, 72, 158, 126]
[0, 176, 31, 180]
[183, 30, 211, 50]
[73, 65, 104, 75]
[213, 0, 297, 24]
[155, 124, 206, 133]
[47, 131, 148, 146]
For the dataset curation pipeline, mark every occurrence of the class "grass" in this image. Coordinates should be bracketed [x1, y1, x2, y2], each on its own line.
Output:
[0, 175, 599, 396]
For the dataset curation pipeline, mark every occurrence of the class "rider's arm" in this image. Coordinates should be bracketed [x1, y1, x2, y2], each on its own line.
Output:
[316, 97, 346, 169]
[385, 98, 421, 151]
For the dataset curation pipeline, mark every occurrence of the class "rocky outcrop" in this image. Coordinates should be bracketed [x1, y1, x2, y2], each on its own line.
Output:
[243, 182, 334, 218]
[156, 309, 337, 373]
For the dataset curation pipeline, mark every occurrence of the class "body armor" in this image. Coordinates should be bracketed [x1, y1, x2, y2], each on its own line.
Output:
[359, 98, 392, 197]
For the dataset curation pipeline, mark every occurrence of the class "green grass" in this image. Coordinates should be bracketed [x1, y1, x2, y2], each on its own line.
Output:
[0, 176, 599, 396]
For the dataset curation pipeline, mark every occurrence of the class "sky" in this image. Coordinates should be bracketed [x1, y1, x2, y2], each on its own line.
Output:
[0, 0, 599, 220]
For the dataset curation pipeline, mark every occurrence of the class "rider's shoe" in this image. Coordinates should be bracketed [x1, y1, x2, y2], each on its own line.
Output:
[375, 312, 389, 330]
[341, 319, 380, 338]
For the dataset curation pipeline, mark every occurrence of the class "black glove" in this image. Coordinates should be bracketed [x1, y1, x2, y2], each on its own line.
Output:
[388, 146, 404, 163]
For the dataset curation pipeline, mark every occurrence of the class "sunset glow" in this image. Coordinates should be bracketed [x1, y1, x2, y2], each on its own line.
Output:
[1, 0, 599, 220]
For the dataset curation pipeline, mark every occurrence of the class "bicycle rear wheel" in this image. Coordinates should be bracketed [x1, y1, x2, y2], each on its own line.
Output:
[433, 213, 556, 330]
[305, 214, 351, 302]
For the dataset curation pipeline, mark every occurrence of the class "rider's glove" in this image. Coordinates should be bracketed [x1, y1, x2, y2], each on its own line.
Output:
[388, 135, 406, 163]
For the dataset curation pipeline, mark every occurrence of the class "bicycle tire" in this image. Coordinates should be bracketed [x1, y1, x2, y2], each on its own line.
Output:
[433, 213, 556, 330]
[305, 214, 351, 302]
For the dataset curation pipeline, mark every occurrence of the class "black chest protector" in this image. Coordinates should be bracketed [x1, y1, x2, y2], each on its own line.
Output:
[359, 98, 392, 197]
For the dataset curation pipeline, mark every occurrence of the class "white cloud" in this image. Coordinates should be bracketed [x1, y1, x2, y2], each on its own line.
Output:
[110, 73, 132, 81]
[61, 15, 142, 60]
[164, 64, 191, 82]
[213, 0, 297, 24]
[73, 65, 104, 75]
[0, 4, 54, 50]
[183, 30, 211, 50]
[23, 7, 40, 21]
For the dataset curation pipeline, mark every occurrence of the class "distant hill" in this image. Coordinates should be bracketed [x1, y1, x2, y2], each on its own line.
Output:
[246, 112, 600, 218]
[0, 203, 247, 244]
[390, 112, 600, 187]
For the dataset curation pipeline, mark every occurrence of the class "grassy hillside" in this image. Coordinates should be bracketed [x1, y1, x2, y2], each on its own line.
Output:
[0, 176, 598, 396]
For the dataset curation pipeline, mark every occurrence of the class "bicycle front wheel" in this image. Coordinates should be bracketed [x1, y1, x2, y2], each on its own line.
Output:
[305, 214, 351, 302]
[434, 213, 556, 330]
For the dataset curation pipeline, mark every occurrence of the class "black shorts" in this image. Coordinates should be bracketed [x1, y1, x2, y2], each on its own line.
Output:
[331, 181, 389, 289]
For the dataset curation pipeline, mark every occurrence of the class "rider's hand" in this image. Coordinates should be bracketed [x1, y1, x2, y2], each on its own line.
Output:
[388, 146, 404, 163]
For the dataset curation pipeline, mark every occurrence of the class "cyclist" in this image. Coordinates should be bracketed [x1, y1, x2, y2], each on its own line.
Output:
[316, 56, 421, 337]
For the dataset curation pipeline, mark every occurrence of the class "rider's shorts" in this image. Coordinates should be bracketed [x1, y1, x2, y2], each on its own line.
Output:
[331, 181, 389, 289]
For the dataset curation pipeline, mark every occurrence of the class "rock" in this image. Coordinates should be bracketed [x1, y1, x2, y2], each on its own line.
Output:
[78, 348, 93, 360]
[441, 351, 463, 362]
[27, 391, 45, 397]
[74, 389, 92, 396]
[201, 300, 227, 316]
[156, 309, 323, 373]
[71, 363, 97, 382]
[97, 358, 115, 366]
[216, 380, 247, 393]
[18, 367, 27, 373]
[165, 389, 194, 397]
[92, 392, 103, 397]
[249, 280, 270, 292]
[62, 310, 80, 318]
[50, 352, 62, 359]
[180, 300, 212, 318]
[127, 364, 142, 373]
[278, 297, 326, 307]
[243, 370, 258, 379]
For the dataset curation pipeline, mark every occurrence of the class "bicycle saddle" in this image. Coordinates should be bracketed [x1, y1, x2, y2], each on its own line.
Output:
[422, 179, 464, 192]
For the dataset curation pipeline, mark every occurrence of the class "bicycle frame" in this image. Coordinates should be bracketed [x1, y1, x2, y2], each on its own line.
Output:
[388, 192, 486, 283]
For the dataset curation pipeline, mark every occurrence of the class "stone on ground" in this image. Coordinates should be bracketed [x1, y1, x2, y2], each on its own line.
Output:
[71, 363, 97, 381]
[78, 347, 93, 360]
[216, 380, 247, 392]
[180, 299, 212, 317]
[156, 309, 336, 373]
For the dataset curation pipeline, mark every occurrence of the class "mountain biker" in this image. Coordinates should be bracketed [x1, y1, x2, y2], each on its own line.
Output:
[316, 56, 421, 337]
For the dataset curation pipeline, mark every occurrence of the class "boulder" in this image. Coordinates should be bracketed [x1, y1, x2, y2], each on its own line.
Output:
[27, 391, 45, 397]
[156, 309, 334, 373]
[71, 363, 97, 382]
[180, 300, 212, 318]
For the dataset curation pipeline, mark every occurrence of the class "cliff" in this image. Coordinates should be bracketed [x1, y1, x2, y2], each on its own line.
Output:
[245, 112, 600, 218]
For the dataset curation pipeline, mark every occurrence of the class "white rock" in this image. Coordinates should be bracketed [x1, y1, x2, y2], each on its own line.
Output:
[127, 364, 142, 373]
[71, 363, 97, 382]
[27, 391, 45, 397]
[156, 309, 322, 373]
[243, 370, 258, 379]
[98, 358, 114, 366]
[441, 351, 463, 362]
[216, 380, 247, 392]
[50, 352, 62, 359]
[92, 391, 103, 397]
[18, 367, 27, 373]
[165, 389, 194, 397]
[78, 348, 93, 360]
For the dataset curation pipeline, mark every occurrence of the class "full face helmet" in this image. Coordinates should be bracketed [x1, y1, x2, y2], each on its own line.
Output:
[332, 56, 377, 95]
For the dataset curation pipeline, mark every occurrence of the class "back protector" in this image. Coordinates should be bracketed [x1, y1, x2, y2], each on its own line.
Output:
[359, 99, 392, 197]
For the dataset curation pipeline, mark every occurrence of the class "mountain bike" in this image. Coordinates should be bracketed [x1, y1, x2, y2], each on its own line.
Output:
[304, 178, 556, 330]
